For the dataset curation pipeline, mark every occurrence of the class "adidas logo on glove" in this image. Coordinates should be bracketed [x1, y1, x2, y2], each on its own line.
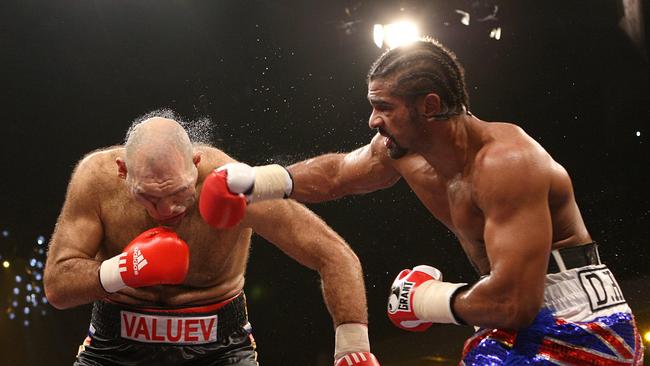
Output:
[132, 247, 148, 275]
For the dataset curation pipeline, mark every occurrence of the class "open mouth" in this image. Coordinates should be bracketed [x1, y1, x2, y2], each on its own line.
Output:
[159, 211, 186, 225]
[384, 135, 395, 149]
[378, 128, 395, 148]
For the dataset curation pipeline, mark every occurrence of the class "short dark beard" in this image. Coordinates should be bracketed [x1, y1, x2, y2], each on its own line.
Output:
[387, 103, 420, 159]
[387, 144, 408, 159]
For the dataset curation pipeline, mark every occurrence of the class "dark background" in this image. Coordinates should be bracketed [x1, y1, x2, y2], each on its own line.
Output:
[1, 0, 649, 365]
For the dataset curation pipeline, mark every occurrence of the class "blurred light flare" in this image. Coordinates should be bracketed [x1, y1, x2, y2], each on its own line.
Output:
[644, 330, 650, 343]
[2, 260, 9, 268]
[455, 10, 470, 26]
[373, 21, 419, 49]
[490, 27, 502, 40]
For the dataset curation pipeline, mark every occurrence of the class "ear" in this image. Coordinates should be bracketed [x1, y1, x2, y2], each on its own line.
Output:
[422, 93, 442, 120]
[192, 151, 202, 167]
[115, 157, 128, 180]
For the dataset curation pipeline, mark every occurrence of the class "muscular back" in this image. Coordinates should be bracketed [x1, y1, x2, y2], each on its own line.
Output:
[63, 145, 251, 306]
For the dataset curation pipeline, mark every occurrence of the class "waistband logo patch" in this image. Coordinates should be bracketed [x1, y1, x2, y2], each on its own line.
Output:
[120, 311, 218, 344]
[577, 266, 626, 312]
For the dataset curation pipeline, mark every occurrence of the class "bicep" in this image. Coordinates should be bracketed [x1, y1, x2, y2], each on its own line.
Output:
[479, 159, 553, 299]
[338, 138, 401, 194]
[288, 134, 400, 201]
[47, 162, 104, 267]
[484, 197, 552, 284]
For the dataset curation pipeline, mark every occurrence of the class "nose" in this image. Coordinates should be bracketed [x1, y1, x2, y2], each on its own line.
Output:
[157, 198, 182, 217]
[368, 110, 381, 130]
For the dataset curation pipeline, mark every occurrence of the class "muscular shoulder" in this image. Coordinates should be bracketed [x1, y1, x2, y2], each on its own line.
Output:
[73, 147, 123, 186]
[194, 144, 238, 180]
[472, 124, 553, 206]
[64, 146, 124, 210]
[476, 123, 550, 171]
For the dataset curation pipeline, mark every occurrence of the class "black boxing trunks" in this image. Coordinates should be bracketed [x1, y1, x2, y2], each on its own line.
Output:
[75, 292, 258, 366]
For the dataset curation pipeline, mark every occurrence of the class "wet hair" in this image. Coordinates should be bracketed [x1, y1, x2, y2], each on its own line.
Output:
[125, 108, 214, 146]
[367, 37, 470, 119]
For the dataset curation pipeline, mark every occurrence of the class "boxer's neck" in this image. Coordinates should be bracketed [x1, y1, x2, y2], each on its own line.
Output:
[416, 113, 480, 180]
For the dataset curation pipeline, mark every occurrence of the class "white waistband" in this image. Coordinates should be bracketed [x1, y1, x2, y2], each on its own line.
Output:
[543, 264, 631, 322]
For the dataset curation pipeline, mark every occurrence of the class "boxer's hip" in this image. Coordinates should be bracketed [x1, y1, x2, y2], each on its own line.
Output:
[89, 292, 249, 344]
[76, 292, 258, 366]
[462, 263, 644, 365]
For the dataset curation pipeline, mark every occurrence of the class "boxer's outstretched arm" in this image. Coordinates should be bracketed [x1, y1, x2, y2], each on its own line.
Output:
[242, 199, 368, 326]
[287, 133, 401, 202]
[452, 148, 553, 329]
[44, 154, 106, 309]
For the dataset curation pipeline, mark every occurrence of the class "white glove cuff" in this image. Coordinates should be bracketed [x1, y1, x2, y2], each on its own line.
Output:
[99, 254, 127, 293]
[413, 280, 467, 325]
[219, 163, 255, 195]
[334, 323, 370, 360]
[251, 164, 293, 202]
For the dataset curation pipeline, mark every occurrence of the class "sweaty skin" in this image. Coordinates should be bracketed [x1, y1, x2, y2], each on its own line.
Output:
[44, 120, 367, 329]
[287, 79, 591, 329]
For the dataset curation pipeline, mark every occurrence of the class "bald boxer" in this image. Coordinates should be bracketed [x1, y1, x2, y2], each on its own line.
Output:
[207, 38, 644, 364]
[44, 116, 379, 365]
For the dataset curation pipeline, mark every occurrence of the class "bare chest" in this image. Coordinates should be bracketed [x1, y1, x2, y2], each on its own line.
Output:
[395, 160, 490, 272]
[98, 195, 249, 285]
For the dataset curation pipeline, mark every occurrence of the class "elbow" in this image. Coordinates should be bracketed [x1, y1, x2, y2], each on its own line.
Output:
[43, 273, 71, 310]
[498, 299, 542, 329]
[319, 244, 361, 274]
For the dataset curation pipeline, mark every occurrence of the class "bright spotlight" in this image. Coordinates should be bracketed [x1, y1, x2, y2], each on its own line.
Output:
[373, 21, 419, 49]
[489, 27, 502, 40]
[2, 261, 9, 269]
[644, 330, 650, 343]
[373, 24, 384, 48]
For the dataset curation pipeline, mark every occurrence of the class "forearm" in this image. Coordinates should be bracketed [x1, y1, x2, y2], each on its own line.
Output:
[319, 246, 368, 326]
[287, 153, 348, 203]
[44, 257, 106, 309]
[453, 275, 543, 329]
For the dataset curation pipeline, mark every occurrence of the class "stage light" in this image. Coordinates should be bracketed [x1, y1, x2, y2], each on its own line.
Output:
[15, 275, 22, 283]
[373, 24, 384, 48]
[3, 260, 9, 268]
[490, 27, 502, 40]
[37, 235, 45, 245]
[373, 21, 419, 49]
[2, 229, 9, 238]
[644, 330, 650, 343]
[13, 287, 20, 295]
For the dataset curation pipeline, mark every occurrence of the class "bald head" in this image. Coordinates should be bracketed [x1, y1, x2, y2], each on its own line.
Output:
[124, 117, 194, 173]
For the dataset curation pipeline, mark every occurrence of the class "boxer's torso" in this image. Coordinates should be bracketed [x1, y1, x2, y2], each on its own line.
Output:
[384, 121, 591, 275]
[89, 146, 249, 306]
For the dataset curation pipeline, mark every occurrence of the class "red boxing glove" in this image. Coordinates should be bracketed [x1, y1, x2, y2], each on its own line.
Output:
[99, 227, 190, 293]
[199, 169, 247, 229]
[387, 265, 441, 332]
[335, 352, 380, 366]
